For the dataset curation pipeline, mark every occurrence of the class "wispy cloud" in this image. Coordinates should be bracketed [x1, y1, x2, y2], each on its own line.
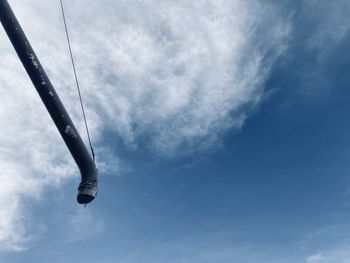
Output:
[303, 0, 350, 57]
[306, 248, 350, 263]
[0, 0, 289, 250]
[59, 0, 290, 156]
[66, 208, 105, 242]
[307, 253, 324, 263]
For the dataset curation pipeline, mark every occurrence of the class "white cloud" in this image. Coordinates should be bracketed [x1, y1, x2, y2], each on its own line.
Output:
[307, 253, 324, 263]
[0, 0, 289, 250]
[306, 248, 350, 263]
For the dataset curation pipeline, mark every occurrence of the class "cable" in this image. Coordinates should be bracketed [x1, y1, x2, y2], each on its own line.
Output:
[59, 0, 95, 161]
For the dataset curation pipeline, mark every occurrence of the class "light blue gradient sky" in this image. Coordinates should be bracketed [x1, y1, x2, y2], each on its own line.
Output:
[1, 0, 350, 262]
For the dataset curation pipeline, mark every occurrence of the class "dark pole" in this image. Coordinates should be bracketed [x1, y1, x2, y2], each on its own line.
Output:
[0, 0, 98, 204]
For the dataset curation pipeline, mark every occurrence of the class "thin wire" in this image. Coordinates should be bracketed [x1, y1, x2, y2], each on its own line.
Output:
[59, 0, 95, 161]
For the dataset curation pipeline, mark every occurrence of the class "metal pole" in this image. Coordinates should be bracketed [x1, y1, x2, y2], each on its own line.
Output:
[0, 0, 98, 204]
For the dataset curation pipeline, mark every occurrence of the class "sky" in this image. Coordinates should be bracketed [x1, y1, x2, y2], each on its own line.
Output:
[0, 0, 350, 262]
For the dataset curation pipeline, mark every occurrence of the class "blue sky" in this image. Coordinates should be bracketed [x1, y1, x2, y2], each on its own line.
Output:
[1, 0, 350, 262]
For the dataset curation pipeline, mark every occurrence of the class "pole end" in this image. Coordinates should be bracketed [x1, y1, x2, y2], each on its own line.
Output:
[77, 181, 98, 204]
